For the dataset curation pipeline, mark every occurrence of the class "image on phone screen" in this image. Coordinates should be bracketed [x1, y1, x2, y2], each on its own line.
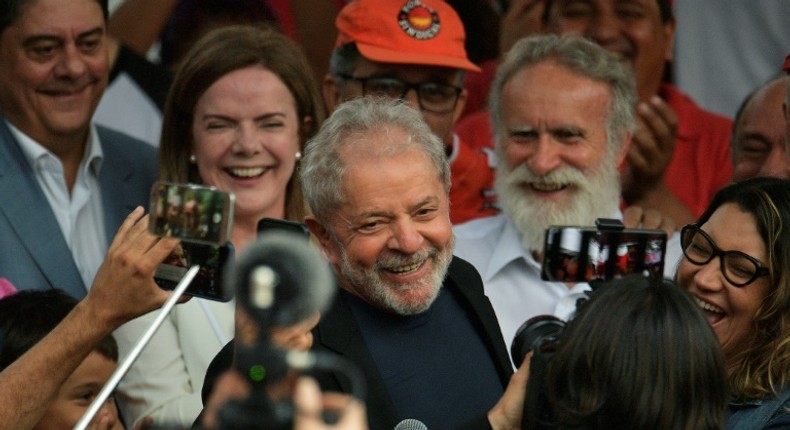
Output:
[541, 226, 667, 283]
[149, 181, 235, 245]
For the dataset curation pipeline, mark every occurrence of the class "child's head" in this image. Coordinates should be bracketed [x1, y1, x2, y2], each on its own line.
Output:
[0, 289, 122, 429]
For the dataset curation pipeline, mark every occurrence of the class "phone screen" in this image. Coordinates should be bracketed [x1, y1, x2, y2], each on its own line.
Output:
[149, 181, 235, 245]
[154, 242, 234, 301]
[541, 226, 667, 283]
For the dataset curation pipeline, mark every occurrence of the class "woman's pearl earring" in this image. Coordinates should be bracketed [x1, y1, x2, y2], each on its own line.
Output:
[189, 154, 196, 163]
[295, 151, 302, 161]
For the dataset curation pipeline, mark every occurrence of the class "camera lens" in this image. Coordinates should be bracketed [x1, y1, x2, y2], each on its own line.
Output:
[510, 315, 564, 365]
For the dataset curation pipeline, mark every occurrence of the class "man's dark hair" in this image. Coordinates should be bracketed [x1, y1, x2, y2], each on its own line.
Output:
[0, 290, 118, 371]
[0, 0, 109, 36]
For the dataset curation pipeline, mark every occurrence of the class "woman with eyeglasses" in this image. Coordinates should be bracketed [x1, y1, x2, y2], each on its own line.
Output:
[676, 176, 790, 429]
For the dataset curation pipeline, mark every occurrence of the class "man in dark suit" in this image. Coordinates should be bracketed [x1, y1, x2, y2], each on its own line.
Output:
[0, 0, 158, 298]
[197, 97, 527, 430]
[300, 97, 524, 430]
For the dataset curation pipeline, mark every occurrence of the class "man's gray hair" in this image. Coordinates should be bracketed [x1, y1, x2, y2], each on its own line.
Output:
[489, 34, 637, 158]
[301, 96, 451, 223]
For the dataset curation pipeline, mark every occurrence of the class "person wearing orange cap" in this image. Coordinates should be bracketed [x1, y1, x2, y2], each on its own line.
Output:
[457, 0, 733, 228]
[323, 0, 499, 225]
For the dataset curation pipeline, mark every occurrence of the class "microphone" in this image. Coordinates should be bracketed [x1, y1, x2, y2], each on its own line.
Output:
[217, 231, 347, 430]
[227, 230, 335, 330]
[395, 419, 428, 430]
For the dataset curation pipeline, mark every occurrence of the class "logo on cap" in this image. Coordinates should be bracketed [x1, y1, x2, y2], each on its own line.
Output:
[398, 0, 440, 40]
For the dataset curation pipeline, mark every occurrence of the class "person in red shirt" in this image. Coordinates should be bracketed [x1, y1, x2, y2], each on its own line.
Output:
[323, 0, 499, 224]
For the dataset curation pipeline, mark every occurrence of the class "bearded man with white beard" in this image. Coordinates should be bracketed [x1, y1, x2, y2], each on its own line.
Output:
[454, 34, 680, 351]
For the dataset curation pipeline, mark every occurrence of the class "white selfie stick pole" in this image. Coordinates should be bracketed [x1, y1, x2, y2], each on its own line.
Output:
[74, 265, 201, 430]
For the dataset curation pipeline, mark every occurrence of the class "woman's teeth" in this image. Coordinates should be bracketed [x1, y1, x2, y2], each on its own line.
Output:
[694, 297, 725, 314]
[228, 167, 266, 178]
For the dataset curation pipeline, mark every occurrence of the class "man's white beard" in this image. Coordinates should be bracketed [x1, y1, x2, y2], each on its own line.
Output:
[495, 152, 621, 254]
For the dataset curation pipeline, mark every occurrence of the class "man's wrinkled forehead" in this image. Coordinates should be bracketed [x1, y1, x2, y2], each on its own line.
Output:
[0, 0, 108, 36]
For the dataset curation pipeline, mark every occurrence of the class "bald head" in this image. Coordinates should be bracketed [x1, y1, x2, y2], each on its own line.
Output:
[731, 77, 789, 182]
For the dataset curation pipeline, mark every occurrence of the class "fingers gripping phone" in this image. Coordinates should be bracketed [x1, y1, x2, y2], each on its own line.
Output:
[541, 218, 667, 283]
[149, 181, 236, 301]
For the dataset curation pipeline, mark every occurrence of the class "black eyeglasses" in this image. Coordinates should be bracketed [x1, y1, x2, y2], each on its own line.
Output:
[338, 74, 462, 114]
[680, 224, 769, 287]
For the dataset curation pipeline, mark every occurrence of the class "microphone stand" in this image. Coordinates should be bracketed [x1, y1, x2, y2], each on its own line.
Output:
[74, 265, 201, 430]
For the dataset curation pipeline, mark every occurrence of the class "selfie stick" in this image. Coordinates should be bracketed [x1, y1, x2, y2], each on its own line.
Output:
[74, 265, 201, 430]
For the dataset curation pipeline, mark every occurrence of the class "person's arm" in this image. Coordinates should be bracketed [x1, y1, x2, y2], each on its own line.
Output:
[108, 0, 180, 56]
[486, 353, 531, 430]
[499, 0, 547, 56]
[621, 96, 696, 226]
[622, 205, 677, 236]
[0, 207, 179, 430]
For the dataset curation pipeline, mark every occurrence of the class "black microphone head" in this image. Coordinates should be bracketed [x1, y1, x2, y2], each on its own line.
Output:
[394, 419, 427, 430]
[227, 230, 335, 328]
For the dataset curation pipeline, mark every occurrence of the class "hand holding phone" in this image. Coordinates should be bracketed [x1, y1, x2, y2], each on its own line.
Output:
[148, 181, 236, 301]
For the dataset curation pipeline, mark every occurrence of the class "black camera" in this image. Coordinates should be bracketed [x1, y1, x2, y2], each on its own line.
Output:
[511, 315, 565, 430]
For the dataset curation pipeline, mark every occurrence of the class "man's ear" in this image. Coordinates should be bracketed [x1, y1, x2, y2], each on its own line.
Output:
[451, 87, 468, 125]
[304, 216, 339, 265]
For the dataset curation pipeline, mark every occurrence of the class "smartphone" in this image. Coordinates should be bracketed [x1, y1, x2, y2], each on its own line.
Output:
[149, 181, 236, 301]
[153, 242, 234, 301]
[149, 181, 235, 245]
[257, 217, 310, 240]
[541, 224, 667, 283]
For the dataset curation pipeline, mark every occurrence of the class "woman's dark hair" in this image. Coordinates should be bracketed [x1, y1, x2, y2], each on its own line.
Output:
[546, 276, 727, 430]
[689, 177, 790, 399]
[0, 290, 118, 371]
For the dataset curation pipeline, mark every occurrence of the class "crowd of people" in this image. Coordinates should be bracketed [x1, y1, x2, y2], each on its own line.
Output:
[1, 0, 789, 429]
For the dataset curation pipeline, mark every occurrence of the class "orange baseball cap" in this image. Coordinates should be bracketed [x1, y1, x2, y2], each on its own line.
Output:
[335, 0, 480, 72]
